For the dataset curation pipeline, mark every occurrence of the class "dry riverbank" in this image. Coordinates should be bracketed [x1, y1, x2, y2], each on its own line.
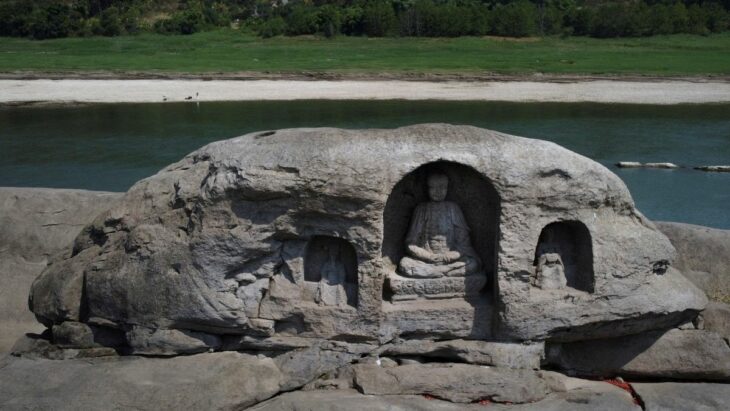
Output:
[2, 78, 730, 105]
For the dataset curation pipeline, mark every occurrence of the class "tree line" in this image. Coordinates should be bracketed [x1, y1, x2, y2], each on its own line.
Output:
[1, 0, 729, 39]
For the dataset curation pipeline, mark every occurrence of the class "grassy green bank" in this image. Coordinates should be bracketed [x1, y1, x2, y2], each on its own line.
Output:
[1, 30, 730, 77]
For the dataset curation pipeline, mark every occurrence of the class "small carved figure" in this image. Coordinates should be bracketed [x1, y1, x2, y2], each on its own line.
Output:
[314, 240, 349, 306]
[397, 173, 481, 279]
[534, 252, 567, 290]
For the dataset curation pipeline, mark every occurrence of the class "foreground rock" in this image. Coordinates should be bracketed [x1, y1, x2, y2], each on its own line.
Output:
[0, 188, 121, 353]
[633, 383, 730, 411]
[656, 221, 730, 303]
[0, 352, 283, 410]
[353, 363, 550, 403]
[547, 329, 730, 380]
[26, 125, 706, 355]
[251, 385, 641, 411]
[376, 339, 544, 369]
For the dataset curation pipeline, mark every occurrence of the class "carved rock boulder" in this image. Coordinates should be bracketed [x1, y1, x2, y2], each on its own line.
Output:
[28, 124, 707, 353]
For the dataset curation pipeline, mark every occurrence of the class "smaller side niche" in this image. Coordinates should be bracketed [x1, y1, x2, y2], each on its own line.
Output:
[533, 221, 594, 293]
[304, 236, 358, 307]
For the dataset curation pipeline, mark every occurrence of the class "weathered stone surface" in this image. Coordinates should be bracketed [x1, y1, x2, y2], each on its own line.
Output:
[12, 333, 118, 360]
[251, 386, 640, 411]
[699, 301, 730, 341]
[353, 363, 550, 403]
[0, 188, 121, 353]
[26, 125, 706, 353]
[378, 339, 544, 369]
[52, 321, 96, 348]
[547, 329, 730, 380]
[274, 342, 369, 391]
[126, 327, 222, 356]
[656, 221, 730, 302]
[0, 352, 283, 410]
[633, 383, 730, 411]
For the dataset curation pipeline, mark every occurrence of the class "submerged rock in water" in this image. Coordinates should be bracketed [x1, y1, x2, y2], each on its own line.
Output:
[616, 161, 679, 169]
[695, 165, 730, 172]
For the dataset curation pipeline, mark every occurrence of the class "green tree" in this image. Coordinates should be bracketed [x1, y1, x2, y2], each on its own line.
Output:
[491, 0, 538, 37]
[99, 6, 123, 36]
[362, 0, 397, 36]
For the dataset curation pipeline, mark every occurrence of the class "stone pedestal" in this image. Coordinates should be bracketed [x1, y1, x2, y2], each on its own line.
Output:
[388, 272, 486, 301]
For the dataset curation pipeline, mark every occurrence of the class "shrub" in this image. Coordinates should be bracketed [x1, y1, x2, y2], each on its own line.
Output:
[341, 6, 365, 35]
[99, 6, 123, 36]
[319, 5, 343, 38]
[28, 4, 82, 39]
[257, 16, 287, 38]
[362, 0, 397, 36]
[155, 8, 206, 35]
[284, 5, 320, 35]
[491, 0, 538, 37]
[589, 2, 649, 38]
[0, 1, 33, 37]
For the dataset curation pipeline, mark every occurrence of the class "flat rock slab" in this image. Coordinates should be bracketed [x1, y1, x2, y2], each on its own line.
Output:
[547, 329, 730, 380]
[353, 363, 550, 403]
[251, 386, 639, 411]
[378, 338, 544, 369]
[0, 352, 283, 411]
[633, 383, 730, 411]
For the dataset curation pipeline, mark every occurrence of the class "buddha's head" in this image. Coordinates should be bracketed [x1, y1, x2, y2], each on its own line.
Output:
[427, 172, 449, 202]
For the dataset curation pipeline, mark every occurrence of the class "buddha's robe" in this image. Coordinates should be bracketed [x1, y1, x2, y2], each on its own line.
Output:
[398, 201, 481, 278]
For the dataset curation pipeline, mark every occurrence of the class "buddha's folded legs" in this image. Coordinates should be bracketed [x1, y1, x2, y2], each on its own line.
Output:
[398, 257, 449, 278]
[398, 256, 480, 278]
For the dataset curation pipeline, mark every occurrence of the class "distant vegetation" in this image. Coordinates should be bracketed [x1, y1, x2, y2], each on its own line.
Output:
[1, 0, 729, 40]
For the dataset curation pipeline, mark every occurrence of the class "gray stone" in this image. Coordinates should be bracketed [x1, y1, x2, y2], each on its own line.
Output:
[11, 334, 118, 360]
[700, 301, 730, 341]
[633, 383, 730, 411]
[695, 165, 730, 172]
[616, 162, 679, 169]
[0, 352, 283, 410]
[378, 339, 544, 369]
[221, 335, 314, 351]
[26, 125, 706, 352]
[547, 329, 730, 380]
[126, 327, 222, 356]
[52, 321, 96, 348]
[274, 342, 368, 391]
[249, 389, 487, 411]
[656, 221, 730, 303]
[0, 188, 121, 353]
[250, 386, 641, 411]
[353, 363, 550, 403]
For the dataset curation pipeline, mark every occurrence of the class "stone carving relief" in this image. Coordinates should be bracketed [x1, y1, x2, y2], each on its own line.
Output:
[304, 236, 358, 307]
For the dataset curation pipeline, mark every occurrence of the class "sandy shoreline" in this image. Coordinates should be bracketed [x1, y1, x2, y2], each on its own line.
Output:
[2, 79, 730, 105]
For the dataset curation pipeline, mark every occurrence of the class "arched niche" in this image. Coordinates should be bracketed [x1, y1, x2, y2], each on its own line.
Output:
[304, 236, 358, 307]
[381, 161, 500, 296]
[533, 221, 594, 293]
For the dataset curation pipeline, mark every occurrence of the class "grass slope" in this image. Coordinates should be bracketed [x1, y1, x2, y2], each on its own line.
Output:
[1, 30, 729, 76]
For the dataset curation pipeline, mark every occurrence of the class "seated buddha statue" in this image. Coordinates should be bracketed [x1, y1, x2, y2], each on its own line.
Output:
[397, 172, 482, 280]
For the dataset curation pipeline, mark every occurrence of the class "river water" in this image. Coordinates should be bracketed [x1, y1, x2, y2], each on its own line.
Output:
[1, 101, 728, 228]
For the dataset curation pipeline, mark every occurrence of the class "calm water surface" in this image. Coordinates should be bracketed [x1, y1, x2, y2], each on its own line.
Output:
[1, 101, 728, 228]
